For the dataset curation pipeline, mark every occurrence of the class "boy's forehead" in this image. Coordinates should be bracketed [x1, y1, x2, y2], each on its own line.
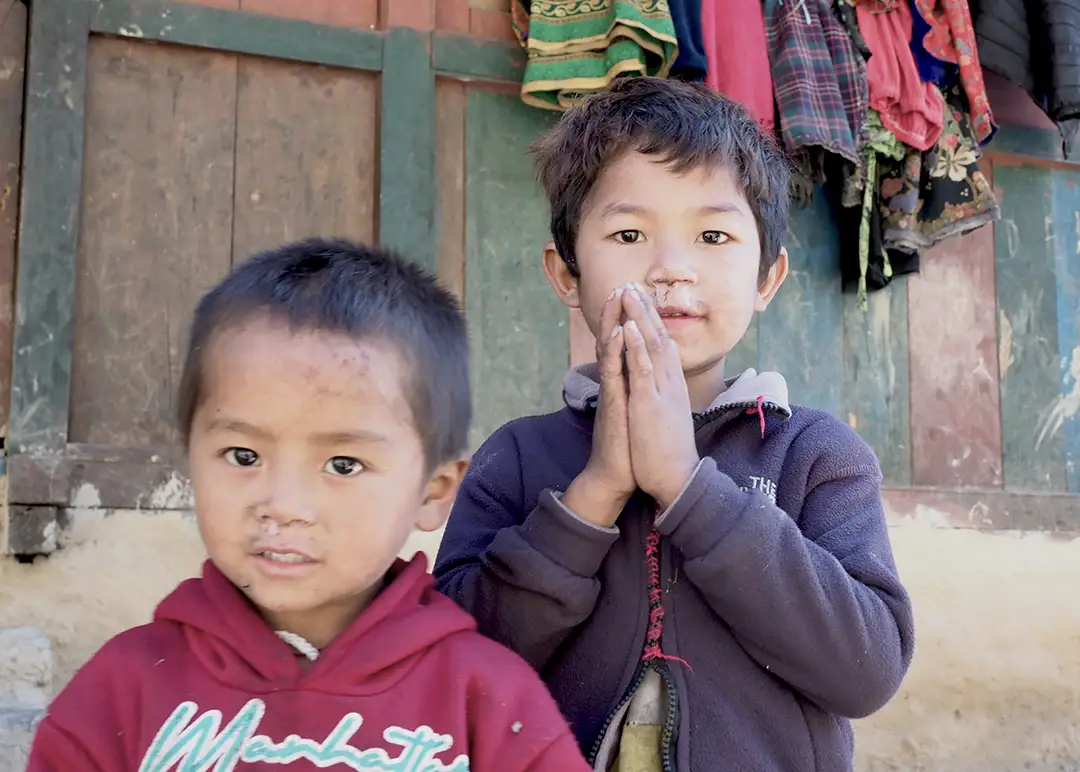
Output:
[585, 151, 751, 216]
[200, 320, 415, 425]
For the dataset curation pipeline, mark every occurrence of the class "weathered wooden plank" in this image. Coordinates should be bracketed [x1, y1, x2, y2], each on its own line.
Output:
[758, 193, 844, 416]
[7, 443, 189, 509]
[0, 0, 27, 438]
[842, 277, 911, 486]
[433, 31, 525, 84]
[882, 487, 1080, 532]
[465, 88, 562, 446]
[232, 57, 378, 260]
[1051, 168, 1080, 494]
[240, 0, 379, 29]
[69, 38, 236, 447]
[90, 0, 383, 71]
[8, 0, 91, 453]
[725, 316, 759, 378]
[994, 163, 1067, 492]
[435, 77, 467, 299]
[379, 27, 436, 273]
[908, 216, 1003, 488]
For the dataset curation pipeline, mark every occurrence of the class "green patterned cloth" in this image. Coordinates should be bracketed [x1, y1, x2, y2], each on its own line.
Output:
[511, 0, 678, 111]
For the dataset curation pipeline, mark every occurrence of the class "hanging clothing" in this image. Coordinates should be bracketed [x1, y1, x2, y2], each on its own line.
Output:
[830, 84, 999, 300]
[511, 0, 678, 111]
[857, 0, 945, 151]
[669, 0, 708, 81]
[701, 0, 774, 129]
[971, 0, 1080, 125]
[764, 0, 868, 189]
[877, 84, 999, 253]
[909, 0, 996, 144]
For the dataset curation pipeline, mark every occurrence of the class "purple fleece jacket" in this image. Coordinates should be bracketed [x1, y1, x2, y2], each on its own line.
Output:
[434, 366, 914, 772]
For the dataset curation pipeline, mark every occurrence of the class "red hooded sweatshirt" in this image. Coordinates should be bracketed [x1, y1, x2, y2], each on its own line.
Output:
[27, 555, 589, 772]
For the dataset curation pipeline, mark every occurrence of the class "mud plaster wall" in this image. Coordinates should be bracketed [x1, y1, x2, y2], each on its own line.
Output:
[1, 508, 1079, 771]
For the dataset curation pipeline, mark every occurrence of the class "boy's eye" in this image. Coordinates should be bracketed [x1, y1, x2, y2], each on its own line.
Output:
[324, 456, 364, 477]
[701, 231, 729, 245]
[223, 447, 260, 467]
[613, 230, 643, 244]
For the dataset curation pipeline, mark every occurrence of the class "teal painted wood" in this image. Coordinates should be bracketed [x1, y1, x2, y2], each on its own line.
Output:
[464, 89, 562, 448]
[1051, 168, 1080, 494]
[8, 0, 91, 453]
[90, 0, 383, 71]
[842, 277, 912, 486]
[433, 32, 525, 84]
[725, 315, 758, 378]
[379, 27, 436, 274]
[994, 163, 1067, 492]
[758, 192, 844, 417]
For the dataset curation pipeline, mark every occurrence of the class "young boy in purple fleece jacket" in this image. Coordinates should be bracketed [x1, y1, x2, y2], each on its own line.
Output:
[433, 77, 915, 772]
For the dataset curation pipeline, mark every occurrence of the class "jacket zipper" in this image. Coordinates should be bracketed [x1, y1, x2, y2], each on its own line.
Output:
[585, 660, 647, 766]
[693, 400, 783, 431]
[659, 661, 679, 772]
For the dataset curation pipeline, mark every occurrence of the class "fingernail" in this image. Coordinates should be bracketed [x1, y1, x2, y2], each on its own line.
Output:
[625, 320, 638, 334]
[610, 324, 622, 339]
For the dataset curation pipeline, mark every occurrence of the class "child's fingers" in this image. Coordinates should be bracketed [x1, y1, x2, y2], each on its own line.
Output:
[623, 287, 668, 380]
[595, 285, 626, 361]
[598, 324, 628, 402]
[623, 320, 658, 395]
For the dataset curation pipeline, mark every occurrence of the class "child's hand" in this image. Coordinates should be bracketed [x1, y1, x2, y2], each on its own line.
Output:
[564, 287, 635, 527]
[622, 287, 699, 510]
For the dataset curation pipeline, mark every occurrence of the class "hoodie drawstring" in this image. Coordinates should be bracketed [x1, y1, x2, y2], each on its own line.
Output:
[276, 630, 319, 661]
[641, 529, 692, 671]
[746, 395, 766, 439]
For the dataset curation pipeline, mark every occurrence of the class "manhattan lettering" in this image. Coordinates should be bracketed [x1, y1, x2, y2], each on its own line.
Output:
[138, 699, 470, 772]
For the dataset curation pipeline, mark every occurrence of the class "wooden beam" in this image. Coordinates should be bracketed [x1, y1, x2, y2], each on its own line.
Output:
[379, 26, 437, 273]
[433, 31, 525, 84]
[883, 487, 1080, 532]
[7, 443, 189, 509]
[8, 0, 91, 454]
[90, 0, 384, 71]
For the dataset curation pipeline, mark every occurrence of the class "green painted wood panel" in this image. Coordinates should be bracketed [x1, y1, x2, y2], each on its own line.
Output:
[8, 0, 90, 452]
[994, 163, 1067, 492]
[464, 90, 563, 448]
[379, 27, 436, 274]
[759, 193, 844, 417]
[725, 315, 758, 378]
[90, 0, 383, 71]
[1051, 168, 1080, 494]
[842, 277, 912, 486]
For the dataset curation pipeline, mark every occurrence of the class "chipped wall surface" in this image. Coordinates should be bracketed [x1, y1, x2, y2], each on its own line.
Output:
[1, 510, 1079, 771]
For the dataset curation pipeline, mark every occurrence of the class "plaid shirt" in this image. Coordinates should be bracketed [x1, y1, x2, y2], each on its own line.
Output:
[764, 0, 868, 164]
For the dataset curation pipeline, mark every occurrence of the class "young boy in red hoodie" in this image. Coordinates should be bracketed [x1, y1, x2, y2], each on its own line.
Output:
[26, 238, 590, 772]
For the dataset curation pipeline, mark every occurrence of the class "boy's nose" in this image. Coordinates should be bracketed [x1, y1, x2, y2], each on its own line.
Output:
[646, 246, 697, 285]
[257, 478, 317, 527]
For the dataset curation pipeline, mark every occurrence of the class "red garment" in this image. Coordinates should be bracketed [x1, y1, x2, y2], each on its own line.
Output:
[911, 0, 995, 144]
[702, 0, 774, 129]
[27, 556, 589, 772]
[858, 1, 944, 150]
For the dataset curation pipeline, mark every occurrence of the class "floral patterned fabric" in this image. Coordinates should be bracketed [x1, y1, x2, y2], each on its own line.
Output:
[910, 0, 996, 144]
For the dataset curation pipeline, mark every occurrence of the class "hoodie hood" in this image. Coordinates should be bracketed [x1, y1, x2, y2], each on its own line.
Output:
[562, 363, 793, 420]
[155, 554, 475, 695]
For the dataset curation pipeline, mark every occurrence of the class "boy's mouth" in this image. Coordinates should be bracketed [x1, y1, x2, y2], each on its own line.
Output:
[258, 551, 316, 564]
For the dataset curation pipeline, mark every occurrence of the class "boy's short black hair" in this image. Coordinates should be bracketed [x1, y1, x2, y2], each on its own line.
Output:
[530, 76, 791, 283]
[177, 238, 470, 469]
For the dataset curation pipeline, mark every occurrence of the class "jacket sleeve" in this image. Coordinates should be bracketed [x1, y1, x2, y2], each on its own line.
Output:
[655, 419, 914, 719]
[434, 426, 620, 670]
[26, 644, 136, 772]
[25, 718, 110, 772]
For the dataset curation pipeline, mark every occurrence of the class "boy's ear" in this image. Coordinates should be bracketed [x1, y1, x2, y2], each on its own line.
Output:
[415, 456, 470, 533]
[542, 241, 581, 309]
[755, 247, 789, 312]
